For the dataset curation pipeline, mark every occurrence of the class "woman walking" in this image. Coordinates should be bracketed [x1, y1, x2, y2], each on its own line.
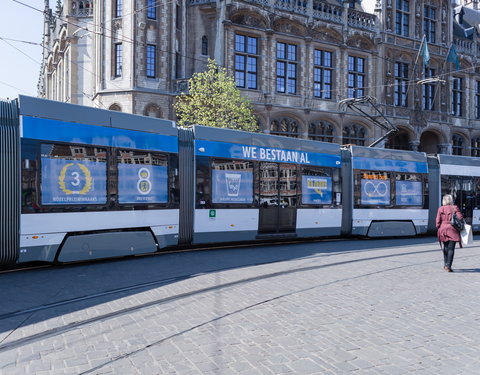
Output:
[436, 194, 463, 272]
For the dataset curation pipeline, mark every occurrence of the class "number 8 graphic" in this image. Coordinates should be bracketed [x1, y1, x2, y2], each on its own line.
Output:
[137, 167, 152, 195]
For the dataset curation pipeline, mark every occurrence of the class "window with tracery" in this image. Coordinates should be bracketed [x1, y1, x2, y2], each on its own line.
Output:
[395, 0, 410, 37]
[424, 5, 436, 43]
[452, 134, 465, 155]
[471, 137, 480, 157]
[343, 124, 366, 146]
[348, 56, 365, 98]
[144, 104, 161, 118]
[270, 118, 299, 138]
[201, 36, 208, 56]
[308, 121, 335, 143]
[109, 104, 122, 112]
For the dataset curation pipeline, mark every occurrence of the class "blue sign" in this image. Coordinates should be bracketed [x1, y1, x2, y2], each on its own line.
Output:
[22, 116, 178, 153]
[41, 158, 107, 205]
[302, 176, 332, 205]
[118, 164, 168, 204]
[353, 157, 428, 173]
[212, 170, 253, 203]
[361, 179, 390, 206]
[196, 140, 341, 168]
[396, 181, 423, 206]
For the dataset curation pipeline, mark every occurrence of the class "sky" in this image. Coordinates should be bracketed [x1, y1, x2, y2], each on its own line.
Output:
[0, 0, 45, 100]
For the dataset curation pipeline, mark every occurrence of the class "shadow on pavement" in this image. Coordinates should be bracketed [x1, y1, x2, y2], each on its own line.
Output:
[0, 235, 445, 338]
[454, 268, 480, 273]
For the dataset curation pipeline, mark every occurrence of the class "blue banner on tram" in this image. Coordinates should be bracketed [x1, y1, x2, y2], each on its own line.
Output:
[196, 140, 341, 168]
[41, 158, 107, 205]
[118, 164, 168, 204]
[361, 179, 391, 206]
[212, 170, 253, 203]
[396, 180, 423, 206]
[301, 176, 332, 205]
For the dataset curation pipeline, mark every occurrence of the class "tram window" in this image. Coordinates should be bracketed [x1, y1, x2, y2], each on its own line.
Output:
[117, 150, 169, 205]
[21, 140, 40, 213]
[300, 167, 333, 206]
[475, 178, 480, 209]
[40, 143, 107, 206]
[355, 171, 391, 207]
[395, 174, 423, 206]
[441, 175, 478, 213]
[211, 159, 254, 205]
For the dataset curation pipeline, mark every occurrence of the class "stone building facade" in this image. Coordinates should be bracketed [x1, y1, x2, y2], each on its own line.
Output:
[39, 0, 480, 155]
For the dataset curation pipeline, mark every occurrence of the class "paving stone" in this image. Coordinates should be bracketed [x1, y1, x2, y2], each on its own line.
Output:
[1, 238, 480, 374]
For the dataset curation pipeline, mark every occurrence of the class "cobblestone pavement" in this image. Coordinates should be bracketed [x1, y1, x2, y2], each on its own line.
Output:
[1, 237, 480, 374]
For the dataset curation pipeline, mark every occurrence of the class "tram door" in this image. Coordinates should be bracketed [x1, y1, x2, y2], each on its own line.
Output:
[442, 176, 475, 224]
[258, 162, 297, 234]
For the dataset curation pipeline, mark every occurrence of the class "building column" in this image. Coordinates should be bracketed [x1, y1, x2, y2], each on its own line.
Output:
[438, 143, 451, 154]
[409, 140, 420, 151]
[214, 0, 226, 66]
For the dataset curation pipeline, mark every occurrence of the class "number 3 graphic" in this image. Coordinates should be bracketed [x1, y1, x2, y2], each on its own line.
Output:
[71, 171, 80, 186]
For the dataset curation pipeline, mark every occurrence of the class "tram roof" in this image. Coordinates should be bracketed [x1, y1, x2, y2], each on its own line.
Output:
[17, 96, 177, 136]
[349, 145, 428, 163]
[193, 125, 341, 155]
[438, 153, 480, 167]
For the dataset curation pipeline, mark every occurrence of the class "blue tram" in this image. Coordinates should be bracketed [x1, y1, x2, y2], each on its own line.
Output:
[0, 96, 474, 266]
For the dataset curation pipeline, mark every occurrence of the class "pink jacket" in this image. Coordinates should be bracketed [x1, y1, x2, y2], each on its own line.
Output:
[436, 205, 463, 243]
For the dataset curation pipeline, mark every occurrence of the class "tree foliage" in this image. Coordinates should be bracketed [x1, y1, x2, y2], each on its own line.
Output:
[174, 59, 258, 132]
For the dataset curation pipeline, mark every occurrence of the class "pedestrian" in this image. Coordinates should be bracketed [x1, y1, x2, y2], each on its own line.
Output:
[436, 194, 463, 272]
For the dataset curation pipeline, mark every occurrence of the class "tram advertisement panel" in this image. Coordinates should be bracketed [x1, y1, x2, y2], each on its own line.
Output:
[396, 181, 422, 206]
[118, 164, 168, 204]
[361, 179, 390, 206]
[302, 176, 332, 205]
[212, 170, 253, 203]
[41, 158, 107, 205]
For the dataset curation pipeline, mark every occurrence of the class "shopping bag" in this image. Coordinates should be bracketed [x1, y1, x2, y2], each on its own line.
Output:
[460, 223, 473, 246]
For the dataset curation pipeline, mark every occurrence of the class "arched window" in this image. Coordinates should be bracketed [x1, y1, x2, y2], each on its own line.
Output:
[385, 129, 410, 150]
[308, 120, 335, 143]
[452, 134, 465, 155]
[472, 137, 480, 157]
[144, 104, 161, 118]
[343, 124, 366, 146]
[270, 117, 299, 138]
[109, 103, 122, 112]
[201, 36, 208, 56]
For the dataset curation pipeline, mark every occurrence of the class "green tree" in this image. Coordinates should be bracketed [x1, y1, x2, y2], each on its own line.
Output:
[174, 59, 258, 132]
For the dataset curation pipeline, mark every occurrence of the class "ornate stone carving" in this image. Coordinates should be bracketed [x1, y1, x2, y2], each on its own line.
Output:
[273, 21, 307, 36]
[411, 108, 427, 128]
[346, 36, 373, 50]
[231, 13, 267, 28]
[312, 28, 342, 43]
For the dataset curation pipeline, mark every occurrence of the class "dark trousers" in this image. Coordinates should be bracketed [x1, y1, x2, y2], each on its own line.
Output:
[443, 241, 456, 268]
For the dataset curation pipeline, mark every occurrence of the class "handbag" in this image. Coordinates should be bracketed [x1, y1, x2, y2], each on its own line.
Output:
[450, 206, 465, 232]
[460, 223, 474, 246]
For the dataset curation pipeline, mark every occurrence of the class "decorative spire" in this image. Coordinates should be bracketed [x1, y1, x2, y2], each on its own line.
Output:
[56, 0, 63, 15]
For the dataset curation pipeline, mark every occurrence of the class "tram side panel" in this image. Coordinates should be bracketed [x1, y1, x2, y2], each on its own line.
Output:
[438, 154, 480, 231]
[349, 146, 429, 237]
[192, 126, 342, 244]
[0, 99, 21, 266]
[17, 96, 180, 263]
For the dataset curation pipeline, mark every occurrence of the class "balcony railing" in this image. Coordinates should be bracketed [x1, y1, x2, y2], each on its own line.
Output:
[454, 38, 474, 55]
[274, 0, 308, 15]
[347, 9, 376, 31]
[313, 0, 343, 24]
[189, 0, 377, 32]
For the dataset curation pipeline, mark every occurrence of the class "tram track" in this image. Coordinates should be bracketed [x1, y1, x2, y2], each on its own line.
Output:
[0, 246, 458, 354]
